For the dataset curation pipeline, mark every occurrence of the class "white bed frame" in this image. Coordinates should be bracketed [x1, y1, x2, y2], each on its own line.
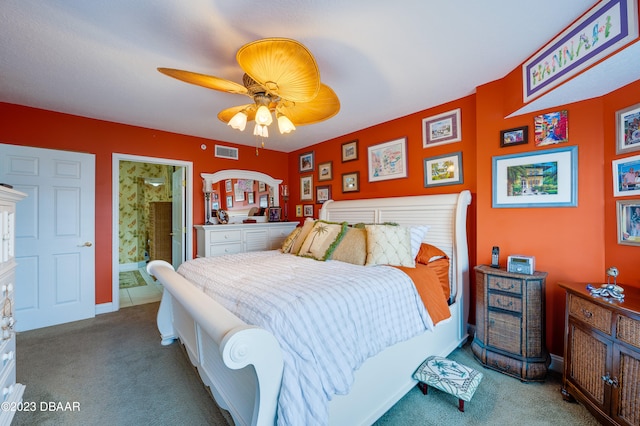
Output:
[148, 190, 472, 426]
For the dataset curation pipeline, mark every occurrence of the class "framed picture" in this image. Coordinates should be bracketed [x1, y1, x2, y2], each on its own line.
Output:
[423, 152, 463, 188]
[212, 202, 219, 210]
[341, 140, 359, 162]
[368, 137, 408, 182]
[500, 126, 529, 147]
[300, 175, 313, 200]
[616, 103, 640, 154]
[259, 194, 268, 208]
[612, 153, 640, 197]
[492, 146, 578, 208]
[318, 161, 333, 181]
[534, 110, 568, 146]
[295, 205, 303, 217]
[225, 179, 232, 192]
[316, 185, 331, 204]
[268, 207, 281, 222]
[422, 108, 461, 148]
[342, 171, 360, 193]
[303, 205, 314, 217]
[234, 183, 245, 202]
[258, 181, 266, 192]
[616, 199, 640, 246]
[226, 195, 233, 208]
[247, 192, 255, 204]
[299, 151, 314, 173]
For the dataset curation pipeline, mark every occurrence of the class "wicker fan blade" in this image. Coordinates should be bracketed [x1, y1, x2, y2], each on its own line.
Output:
[217, 104, 256, 124]
[237, 38, 320, 103]
[158, 68, 248, 95]
[278, 84, 340, 126]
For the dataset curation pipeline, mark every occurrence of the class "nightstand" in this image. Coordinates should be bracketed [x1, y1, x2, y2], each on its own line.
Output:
[471, 265, 550, 381]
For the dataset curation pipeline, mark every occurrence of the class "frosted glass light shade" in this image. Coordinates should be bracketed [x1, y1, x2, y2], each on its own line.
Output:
[228, 111, 248, 130]
[253, 124, 269, 137]
[255, 105, 273, 126]
[277, 114, 296, 134]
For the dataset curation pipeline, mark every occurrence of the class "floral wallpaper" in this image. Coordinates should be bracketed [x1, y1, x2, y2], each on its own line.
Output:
[119, 161, 173, 265]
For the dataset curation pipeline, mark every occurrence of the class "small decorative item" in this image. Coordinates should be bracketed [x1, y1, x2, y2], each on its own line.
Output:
[268, 207, 281, 222]
[216, 209, 229, 224]
[422, 109, 461, 148]
[299, 151, 314, 173]
[500, 126, 528, 147]
[316, 185, 331, 204]
[368, 137, 408, 182]
[616, 199, 640, 246]
[303, 204, 314, 217]
[300, 175, 313, 200]
[492, 146, 578, 208]
[534, 110, 568, 146]
[318, 161, 333, 181]
[341, 140, 359, 162]
[342, 171, 360, 193]
[587, 267, 624, 301]
[616, 103, 640, 154]
[612, 154, 640, 197]
[423, 152, 463, 187]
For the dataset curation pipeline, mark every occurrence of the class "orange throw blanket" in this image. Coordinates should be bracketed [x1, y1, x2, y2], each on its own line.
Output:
[393, 264, 451, 325]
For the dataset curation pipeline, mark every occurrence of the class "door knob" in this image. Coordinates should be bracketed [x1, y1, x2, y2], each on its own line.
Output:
[78, 241, 93, 247]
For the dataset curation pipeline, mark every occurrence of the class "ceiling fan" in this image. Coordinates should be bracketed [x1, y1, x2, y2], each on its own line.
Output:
[158, 37, 340, 143]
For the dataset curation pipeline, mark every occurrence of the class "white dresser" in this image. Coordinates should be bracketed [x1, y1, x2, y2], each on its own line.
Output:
[0, 186, 26, 425]
[195, 222, 298, 258]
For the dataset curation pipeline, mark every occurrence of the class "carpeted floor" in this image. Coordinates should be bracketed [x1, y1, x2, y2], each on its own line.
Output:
[118, 270, 148, 289]
[14, 302, 600, 426]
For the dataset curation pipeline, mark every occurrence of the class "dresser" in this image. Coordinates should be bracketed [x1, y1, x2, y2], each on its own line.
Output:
[559, 281, 640, 426]
[0, 186, 26, 425]
[471, 265, 550, 381]
[148, 201, 172, 262]
[195, 222, 298, 258]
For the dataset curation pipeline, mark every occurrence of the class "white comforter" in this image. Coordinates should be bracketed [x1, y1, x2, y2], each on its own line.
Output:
[178, 250, 433, 426]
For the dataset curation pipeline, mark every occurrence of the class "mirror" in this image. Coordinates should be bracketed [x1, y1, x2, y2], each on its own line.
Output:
[202, 170, 283, 224]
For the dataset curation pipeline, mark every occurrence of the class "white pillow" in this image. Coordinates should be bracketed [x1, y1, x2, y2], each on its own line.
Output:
[365, 224, 414, 267]
[409, 225, 431, 259]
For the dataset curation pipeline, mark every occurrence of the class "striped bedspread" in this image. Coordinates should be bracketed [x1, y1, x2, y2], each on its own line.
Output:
[177, 250, 435, 426]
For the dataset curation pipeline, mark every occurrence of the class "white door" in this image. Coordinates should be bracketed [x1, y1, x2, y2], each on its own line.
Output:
[0, 144, 95, 331]
[171, 167, 185, 269]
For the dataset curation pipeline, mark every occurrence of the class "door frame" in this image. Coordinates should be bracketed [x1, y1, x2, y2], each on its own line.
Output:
[111, 153, 193, 311]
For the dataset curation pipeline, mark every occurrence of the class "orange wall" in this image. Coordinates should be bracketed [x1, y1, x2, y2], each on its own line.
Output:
[0, 102, 289, 304]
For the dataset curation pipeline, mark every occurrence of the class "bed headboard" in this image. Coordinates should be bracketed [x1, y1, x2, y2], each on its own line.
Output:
[319, 190, 472, 304]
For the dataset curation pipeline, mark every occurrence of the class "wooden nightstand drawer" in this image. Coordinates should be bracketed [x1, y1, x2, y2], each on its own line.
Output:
[209, 230, 242, 244]
[617, 315, 640, 350]
[568, 294, 611, 335]
[488, 293, 522, 313]
[487, 275, 522, 295]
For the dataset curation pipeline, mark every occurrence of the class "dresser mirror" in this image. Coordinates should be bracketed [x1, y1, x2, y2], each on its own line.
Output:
[201, 170, 282, 224]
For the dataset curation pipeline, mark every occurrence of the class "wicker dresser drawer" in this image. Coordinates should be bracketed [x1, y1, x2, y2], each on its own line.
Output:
[487, 275, 522, 295]
[617, 315, 640, 350]
[488, 293, 522, 313]
[568, 294, 612, 335]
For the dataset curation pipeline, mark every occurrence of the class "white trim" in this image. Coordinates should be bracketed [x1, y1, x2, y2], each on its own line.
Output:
[95, 302, 114, 315]
[111, 153, 193, 312]
[201, 169, 283, 206]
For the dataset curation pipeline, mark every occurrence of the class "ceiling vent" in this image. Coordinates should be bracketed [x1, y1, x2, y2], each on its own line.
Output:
[214, 145, 239, 160]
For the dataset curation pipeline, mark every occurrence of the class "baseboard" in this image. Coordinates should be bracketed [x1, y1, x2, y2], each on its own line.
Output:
[95, 302, 116, 315]
[119, 262, 144, 272]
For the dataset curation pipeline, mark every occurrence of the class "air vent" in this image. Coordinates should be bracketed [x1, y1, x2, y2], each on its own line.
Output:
[214, 145, 239, 160]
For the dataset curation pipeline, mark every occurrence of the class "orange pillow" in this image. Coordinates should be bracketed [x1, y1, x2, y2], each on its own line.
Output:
[415, 243, 448, 264]
[427, 258, 451, 301]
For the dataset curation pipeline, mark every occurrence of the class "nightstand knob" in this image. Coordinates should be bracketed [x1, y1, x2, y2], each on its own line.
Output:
[581, 308, 593, 319]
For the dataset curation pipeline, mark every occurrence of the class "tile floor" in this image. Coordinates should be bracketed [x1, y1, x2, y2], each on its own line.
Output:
[119, 267, 163, 308]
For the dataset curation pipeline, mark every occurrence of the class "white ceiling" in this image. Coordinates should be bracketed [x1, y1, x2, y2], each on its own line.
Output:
[2, 0, 634, 153]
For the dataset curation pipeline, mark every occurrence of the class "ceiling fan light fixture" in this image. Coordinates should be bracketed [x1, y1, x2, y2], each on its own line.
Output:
[255, 105, 273, 126]
[253, 123, 268, 137]
[277, 113, 296, 134]
[228, 111, 248, 131]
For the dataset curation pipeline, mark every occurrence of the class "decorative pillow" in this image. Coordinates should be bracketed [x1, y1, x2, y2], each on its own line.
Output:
[290, 218, 316, 255]
[329, 227, 367, 265]
[365, 224, 414, 267]
[409, 225, 431, 259]
[415, 243, 448, 264]
[427, 258, 451, 301]
[298, 221, 348, 261]
[280, 227, 302, 254]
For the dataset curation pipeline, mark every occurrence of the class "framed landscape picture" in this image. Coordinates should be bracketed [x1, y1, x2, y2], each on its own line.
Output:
[342, 172, 360, 193]
[422, 109, 461, 148]
[367, 137, 407, 182]
[492, 146, 578, 208]
[316, 185, 331, 204]
[616, 199, 640, 246]
[423, 152, 463, 187]
[500, 126, 528, 147]
[534, 110, 568, 146]
[341, 140, 359, 162]
[300, 175, 313, 200]
[318, 161, 333, 181]
[299, 151, 314, 173]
